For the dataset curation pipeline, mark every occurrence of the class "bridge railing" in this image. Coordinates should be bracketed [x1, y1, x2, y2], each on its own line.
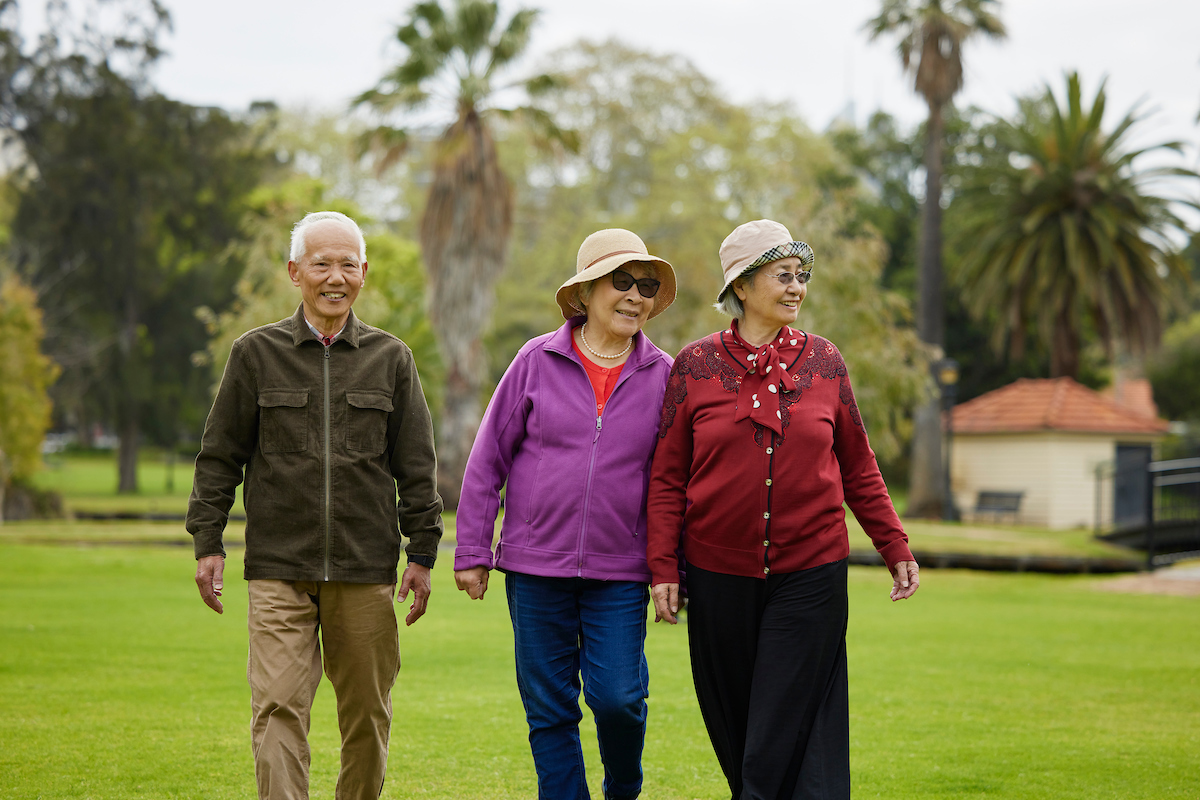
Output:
[1144, 457, 1200, 570]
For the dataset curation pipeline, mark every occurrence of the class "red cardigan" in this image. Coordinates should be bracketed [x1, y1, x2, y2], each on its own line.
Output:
[646, 327, 913, 584]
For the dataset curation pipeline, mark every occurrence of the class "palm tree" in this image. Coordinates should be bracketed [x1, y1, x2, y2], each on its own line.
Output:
[866, 0, 1005, 518]
[953, 72, 1196, 379]
[357, 0, 573, 506]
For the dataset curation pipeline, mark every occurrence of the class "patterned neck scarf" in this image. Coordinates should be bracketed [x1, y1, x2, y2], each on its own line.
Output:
[726, 319, 804, 436]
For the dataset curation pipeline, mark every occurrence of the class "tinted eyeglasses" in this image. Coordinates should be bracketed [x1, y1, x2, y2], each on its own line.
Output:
[765, 269, 813, 286]
[612, 269, 662, 298]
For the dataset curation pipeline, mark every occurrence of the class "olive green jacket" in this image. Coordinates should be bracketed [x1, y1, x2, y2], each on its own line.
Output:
[187, 305, 444, 583]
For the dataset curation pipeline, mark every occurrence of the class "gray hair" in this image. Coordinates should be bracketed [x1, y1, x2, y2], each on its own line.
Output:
[713, 265, 761, 319]
[572, 262, 659, 315]
[290, 211, 367, 263]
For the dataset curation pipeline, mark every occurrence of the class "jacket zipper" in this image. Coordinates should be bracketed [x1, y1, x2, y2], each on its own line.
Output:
[323, 344, 331, 581]
[571, 346, 652, 577]
[575, 412, 603, 577]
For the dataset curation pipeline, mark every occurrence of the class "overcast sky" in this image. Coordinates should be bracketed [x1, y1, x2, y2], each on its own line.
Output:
[140, 0, 1199, 160]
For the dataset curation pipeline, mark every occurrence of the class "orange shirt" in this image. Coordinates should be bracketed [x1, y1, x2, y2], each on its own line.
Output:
[572, 336, 626, 416]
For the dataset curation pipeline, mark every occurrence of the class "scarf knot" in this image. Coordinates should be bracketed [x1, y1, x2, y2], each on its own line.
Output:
[730, 319, 799, 437]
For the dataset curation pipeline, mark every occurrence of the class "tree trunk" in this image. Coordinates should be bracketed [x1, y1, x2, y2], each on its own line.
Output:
[117, 414, 139, 493]
[436, 368, 481, 509]
[917, 104, 945, 350]
[117, 280, 139, 494]
[420, 109, 513, 509]
[1050, 318, 1080, 379]
[0, 455, 8, 526]
[907, 100, 947, 519]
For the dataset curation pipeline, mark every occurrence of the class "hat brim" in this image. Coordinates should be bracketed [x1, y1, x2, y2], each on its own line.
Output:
[555, 253, 676, 321]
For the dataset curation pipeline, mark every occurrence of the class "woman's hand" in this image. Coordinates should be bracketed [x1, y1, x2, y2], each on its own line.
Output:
[651, 582, 681, 624]
[889, 560, 920, 601]
[454, 567, 490, 600]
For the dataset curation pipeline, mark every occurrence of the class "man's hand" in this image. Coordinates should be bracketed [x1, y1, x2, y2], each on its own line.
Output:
[398, 563, 432, 626]
[890, 560, 920, 601]
[195, 555, 226, 614]
[651, 582, 680, 625]
[454, 567, 489, 600]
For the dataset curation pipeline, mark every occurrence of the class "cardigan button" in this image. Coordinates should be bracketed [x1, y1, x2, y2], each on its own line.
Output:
[763, 512, 770, 520]
[766, 447, 773, 454]
[765, 479, 772, 486]
[764, 567, 770, 574]
[763, 540, 769, 547]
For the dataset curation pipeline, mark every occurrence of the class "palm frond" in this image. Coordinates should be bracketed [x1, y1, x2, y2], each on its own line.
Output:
[494, 104, 580, 155]
[487, 7, 538, 74]
[454, 0, 498, 60]
[355, 125, 410, 175]
[950, 70, 1198, 376]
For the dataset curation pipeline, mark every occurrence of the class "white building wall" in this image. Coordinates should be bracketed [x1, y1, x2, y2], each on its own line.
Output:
[950, 432, 1161, 529]
[951, 434, 1055, 526]
[1044, 435, 1115, 529]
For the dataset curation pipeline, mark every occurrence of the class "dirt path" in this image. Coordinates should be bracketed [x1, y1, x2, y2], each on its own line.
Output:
[1095, 565, 1200, 597]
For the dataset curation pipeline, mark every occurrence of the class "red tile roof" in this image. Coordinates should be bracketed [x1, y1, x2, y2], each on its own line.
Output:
[950, 377, 1169, 435]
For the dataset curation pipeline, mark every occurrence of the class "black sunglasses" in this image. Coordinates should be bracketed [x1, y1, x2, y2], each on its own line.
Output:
[612, 269, 662, 298]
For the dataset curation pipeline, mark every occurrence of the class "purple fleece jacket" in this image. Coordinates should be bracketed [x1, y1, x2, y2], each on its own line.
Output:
[454, 318, 674, 582]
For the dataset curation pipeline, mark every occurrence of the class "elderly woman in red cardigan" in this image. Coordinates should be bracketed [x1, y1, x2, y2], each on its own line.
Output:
[646, 219, 920, 800]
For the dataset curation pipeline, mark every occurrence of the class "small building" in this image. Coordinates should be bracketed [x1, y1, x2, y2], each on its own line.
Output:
[948, 377, 1168, 529]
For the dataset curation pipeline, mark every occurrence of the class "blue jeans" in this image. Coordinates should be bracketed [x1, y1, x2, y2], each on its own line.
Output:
[505, 572, 650, 800]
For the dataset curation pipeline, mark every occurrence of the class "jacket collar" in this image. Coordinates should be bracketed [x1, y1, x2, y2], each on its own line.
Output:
[544, 316, 655, 371]
[289, 304, 362, 348]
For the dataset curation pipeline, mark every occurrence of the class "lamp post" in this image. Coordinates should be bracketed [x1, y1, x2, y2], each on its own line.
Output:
[936, 358, 960, 522]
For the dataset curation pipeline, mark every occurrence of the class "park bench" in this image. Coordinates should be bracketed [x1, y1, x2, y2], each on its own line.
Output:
[973, 491, 1024, 523]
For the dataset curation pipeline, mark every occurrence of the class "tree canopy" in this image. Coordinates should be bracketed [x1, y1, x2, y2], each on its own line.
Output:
[6, 4, 274, 490]
[491, 41, 929, 464]
[952, 72, 1197, 379]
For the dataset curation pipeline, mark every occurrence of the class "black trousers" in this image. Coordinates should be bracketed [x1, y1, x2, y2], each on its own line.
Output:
[686, 559, 850, 800]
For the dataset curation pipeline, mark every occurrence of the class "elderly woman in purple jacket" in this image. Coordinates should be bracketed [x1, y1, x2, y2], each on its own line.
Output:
[454, 228, 676, 800]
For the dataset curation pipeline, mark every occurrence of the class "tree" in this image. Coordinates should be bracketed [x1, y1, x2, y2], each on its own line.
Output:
[952, 73, 1196, 379]
[9, 5, 272, 491]
[1148, 312, 1200, 423]
[357, 0, 573, 506]
[830, 109, 1108, 404]
[866, 0, 1006, 517]
[491, 41, 929, 467]
[0, 274, 60, 522]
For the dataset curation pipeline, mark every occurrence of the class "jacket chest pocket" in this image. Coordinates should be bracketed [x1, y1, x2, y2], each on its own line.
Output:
[259, 390, 309, 453]
[347, 391, 393, 455]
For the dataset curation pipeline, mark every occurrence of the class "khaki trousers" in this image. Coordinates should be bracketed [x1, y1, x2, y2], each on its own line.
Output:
[247, 580, 400, 800]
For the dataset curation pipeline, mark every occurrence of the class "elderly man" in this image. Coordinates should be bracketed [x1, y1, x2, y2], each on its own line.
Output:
[186, 211, 444, 800]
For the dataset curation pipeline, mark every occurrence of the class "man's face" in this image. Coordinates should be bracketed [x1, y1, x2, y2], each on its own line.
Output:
[287, 220, 368, 331]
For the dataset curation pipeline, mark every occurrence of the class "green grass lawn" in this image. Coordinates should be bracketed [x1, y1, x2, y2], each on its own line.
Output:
[1, 533, 1197, 799]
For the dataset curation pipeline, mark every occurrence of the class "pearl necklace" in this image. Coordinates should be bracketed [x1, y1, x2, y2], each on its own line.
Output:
[580, 323, 632, 360]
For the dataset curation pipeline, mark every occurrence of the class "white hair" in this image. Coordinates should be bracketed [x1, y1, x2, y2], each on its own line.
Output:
[290, 211, 367, 263]
[712, 265, 761, 318]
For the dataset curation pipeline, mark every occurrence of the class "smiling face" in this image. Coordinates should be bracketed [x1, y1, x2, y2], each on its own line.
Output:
[733, 255, 807, 336]
[287, 219, 368, 335]
[580, 262, 656, 348]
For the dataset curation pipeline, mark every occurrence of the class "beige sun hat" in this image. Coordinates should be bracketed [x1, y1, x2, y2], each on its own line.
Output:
[555, 228, 677, 320]
[717, 219, 815, 301]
